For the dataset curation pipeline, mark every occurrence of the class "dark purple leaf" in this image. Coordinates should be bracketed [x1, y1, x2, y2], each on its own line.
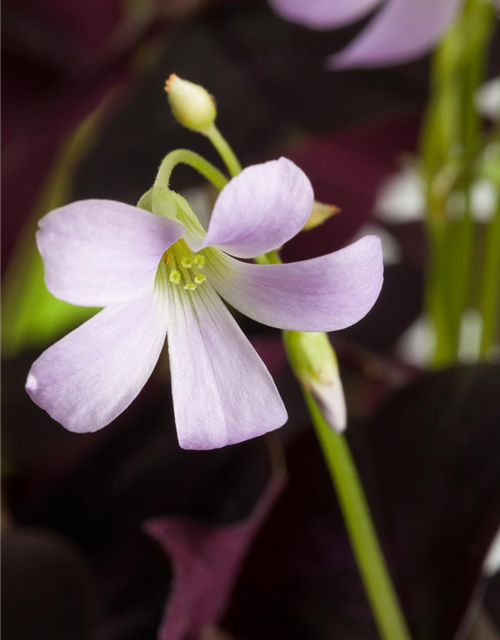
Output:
[145, 476, 284, 640]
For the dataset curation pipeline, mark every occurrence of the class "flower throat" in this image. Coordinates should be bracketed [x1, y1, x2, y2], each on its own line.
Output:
[163, 239, 206, 291]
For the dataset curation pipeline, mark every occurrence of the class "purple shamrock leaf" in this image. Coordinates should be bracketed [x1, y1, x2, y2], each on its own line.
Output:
[145, 476, 285, 640]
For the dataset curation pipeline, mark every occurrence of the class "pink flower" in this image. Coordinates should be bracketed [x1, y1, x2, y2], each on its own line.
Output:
[269, 0, 464, 68]
[25, 158, 383, 449]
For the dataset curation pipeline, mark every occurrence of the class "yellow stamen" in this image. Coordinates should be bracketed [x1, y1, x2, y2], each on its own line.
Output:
[162, 241, 208, 291]
[194, 255, 205, 269]
[169, 270, 181, 285]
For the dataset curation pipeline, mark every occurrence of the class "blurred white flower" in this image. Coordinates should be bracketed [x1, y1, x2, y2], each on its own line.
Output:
[475, 77, 500, 123]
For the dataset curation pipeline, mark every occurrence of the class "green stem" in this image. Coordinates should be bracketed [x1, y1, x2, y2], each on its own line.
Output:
[420, 0, 495, 366]
[448, 192, 474, 357]
[304, 391, 411, 640]
[426, 215, 454, 367]
[204, 125, 242, 177]
[258, 253, 410, 639]
[479, 193, 500, 356]
[206, 126, 411, 640]
[154, 149, 228, 190]
[449, 0, 493, 359]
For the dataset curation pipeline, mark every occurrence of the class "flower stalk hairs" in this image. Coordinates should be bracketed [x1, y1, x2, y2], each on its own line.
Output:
[25, 75, 383, 450]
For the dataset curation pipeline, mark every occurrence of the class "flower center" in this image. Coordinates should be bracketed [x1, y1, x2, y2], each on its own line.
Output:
[162, 239, 207, 292]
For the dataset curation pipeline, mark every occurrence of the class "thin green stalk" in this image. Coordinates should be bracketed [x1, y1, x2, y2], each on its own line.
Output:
[445, 195, 474, 357]
[479, 194, 500, 356]
[204, 125, 242, 177]
[426, 216, 454, 367]
[420, 32, 459, 366]
[154, 149, 228, 190]
[258, 247, 411, 639]
[304, 392, 411, 640]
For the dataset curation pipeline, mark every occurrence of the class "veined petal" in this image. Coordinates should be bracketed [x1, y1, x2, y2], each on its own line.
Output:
[25, 286, 168, 433]
[329, 0, 463, 69]
[202, 158, 314, 259]
[38, 199, 185, 306]
[269, 0, 382, 29]
[166, 281, 287, 450]
[206, 236, 383, 332]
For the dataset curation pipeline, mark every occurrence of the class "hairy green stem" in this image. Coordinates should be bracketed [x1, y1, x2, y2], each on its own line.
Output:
[154, 149, 228, 190]
[204, 125, 242, 177]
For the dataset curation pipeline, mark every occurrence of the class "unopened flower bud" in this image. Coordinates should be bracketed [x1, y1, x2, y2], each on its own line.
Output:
[164, 74, 217, 133]
[284, 331, 346, 432]
[303, 201, 340, 231]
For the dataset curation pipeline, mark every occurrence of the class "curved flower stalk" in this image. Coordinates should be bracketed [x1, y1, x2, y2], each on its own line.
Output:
[25, 158, 383, 450]
[269, 0, 469, 68]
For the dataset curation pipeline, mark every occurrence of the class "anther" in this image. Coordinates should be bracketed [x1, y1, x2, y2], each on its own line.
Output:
[163, 241, 207, 292]
[194, 255, 205, 269]
[169, 270, 181, 285]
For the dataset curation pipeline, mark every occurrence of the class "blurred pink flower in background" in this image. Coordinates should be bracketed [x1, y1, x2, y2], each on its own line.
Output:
[269, 0, 465, 67]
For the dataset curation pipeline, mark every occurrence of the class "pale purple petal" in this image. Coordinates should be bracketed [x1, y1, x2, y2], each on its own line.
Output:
[206, 236, 383, 332]
[201, 158, 314, 259]
[269, 0, 382, 29]
[25, 287, 168, 433]
[166, 281, 287, 450]
[329, 0, 463, 69]
[38, 199, 185, 307]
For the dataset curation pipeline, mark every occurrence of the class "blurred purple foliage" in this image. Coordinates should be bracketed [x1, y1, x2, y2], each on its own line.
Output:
[146, 476, 285, 640]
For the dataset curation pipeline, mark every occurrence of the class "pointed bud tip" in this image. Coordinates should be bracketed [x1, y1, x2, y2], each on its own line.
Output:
[303, 201, 341, 231]
[164, 74, 217, 132]
[283, 331, 348, 432]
